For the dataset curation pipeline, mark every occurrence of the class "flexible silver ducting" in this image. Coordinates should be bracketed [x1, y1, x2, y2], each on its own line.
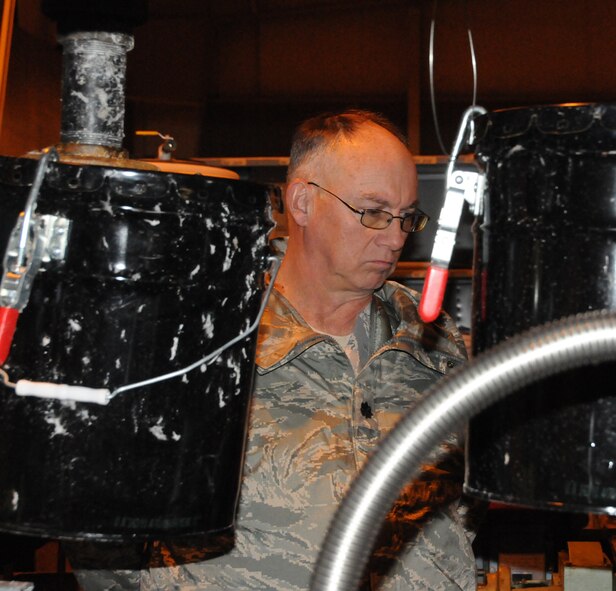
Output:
[310, 309, 616, 591]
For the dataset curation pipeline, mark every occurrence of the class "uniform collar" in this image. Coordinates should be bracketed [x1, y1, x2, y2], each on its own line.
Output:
[255, 288, 329, 373]
[255, 282, 465, 373]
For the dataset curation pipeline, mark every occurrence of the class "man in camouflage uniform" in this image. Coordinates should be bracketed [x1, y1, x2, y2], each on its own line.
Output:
[72, 110, 476, 590]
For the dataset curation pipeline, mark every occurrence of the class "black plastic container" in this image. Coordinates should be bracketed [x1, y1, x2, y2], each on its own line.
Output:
[0, 156, 274, 540]
[465, 103, 616, 513]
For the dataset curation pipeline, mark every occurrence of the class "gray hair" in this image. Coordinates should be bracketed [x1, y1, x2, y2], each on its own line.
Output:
[287, 109, 408, 180]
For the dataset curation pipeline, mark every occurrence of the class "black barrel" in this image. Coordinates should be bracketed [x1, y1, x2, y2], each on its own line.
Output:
[0, 156, 274, 541]
[465, 103, 616, 514]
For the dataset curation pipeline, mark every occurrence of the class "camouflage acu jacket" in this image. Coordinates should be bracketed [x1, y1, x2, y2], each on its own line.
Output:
[72, 280, 476, 591]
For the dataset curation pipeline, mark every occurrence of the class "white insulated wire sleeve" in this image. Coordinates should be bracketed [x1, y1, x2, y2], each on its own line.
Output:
[15, 380, 111, 405]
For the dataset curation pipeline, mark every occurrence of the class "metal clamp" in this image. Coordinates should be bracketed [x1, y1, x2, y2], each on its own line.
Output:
[0, 148, 60, 365]
[431, 166, 486, 268]
[0, 147, 60, 309]
[418, 105, 487, 323]
[1, 214, 71, 310]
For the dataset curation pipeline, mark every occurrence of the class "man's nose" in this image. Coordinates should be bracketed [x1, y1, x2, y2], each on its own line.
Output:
[377, 218, 407, 251]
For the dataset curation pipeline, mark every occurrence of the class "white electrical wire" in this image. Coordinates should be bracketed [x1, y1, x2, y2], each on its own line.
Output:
[110, 255, 280, 399]
[0, 367, 15, 388]
[0, 255, 281, 404]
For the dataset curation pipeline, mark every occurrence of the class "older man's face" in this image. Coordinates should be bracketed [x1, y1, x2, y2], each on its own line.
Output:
[303, 123, 419, 297]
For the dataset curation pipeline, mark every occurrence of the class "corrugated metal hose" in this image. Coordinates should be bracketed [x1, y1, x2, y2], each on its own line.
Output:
[311, 309, 616, 591]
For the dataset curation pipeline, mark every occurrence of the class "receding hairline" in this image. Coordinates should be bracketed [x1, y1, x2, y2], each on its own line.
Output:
[287, 110, 409, 180]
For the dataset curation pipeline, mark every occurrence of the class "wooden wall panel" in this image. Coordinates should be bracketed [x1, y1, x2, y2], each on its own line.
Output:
[257, 7, 414, 97]
[1, 1, 616, 159]
[0, 25, 60, 156]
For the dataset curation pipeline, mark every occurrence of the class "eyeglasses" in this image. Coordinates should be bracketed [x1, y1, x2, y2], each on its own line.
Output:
[307, 181, 429, 233]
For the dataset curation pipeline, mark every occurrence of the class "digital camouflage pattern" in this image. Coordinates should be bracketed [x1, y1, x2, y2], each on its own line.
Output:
[72, 280, 476, 591]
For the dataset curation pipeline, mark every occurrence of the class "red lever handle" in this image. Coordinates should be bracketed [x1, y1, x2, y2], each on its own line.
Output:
[0, 306, 19, 365]
[418, 266, 449, 323]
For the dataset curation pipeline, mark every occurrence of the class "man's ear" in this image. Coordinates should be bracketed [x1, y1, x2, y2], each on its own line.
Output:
[285, 179, 311, 227]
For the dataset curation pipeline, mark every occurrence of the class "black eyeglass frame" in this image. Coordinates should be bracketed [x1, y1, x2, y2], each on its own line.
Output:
[307, 181, 429, 233]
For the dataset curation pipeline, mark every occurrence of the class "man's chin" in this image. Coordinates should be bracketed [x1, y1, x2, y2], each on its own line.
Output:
[367, 274, 391, 292]
[356, 266, 397, 292]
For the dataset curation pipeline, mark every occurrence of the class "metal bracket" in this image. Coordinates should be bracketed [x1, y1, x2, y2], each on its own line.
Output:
[418, 105, 487, 323]
[0, 213, 71, 310]
[451, 167, 486, 216]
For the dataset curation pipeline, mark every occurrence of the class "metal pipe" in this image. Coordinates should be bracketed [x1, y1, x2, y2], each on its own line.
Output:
[310, 309, 616, 590]
[58, 31, 133, 149]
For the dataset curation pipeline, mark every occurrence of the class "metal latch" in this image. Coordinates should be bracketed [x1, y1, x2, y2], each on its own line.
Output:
[0, 147, 60, 364]
[0, 213, 71, 311]
[418, 105, 487, 323]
